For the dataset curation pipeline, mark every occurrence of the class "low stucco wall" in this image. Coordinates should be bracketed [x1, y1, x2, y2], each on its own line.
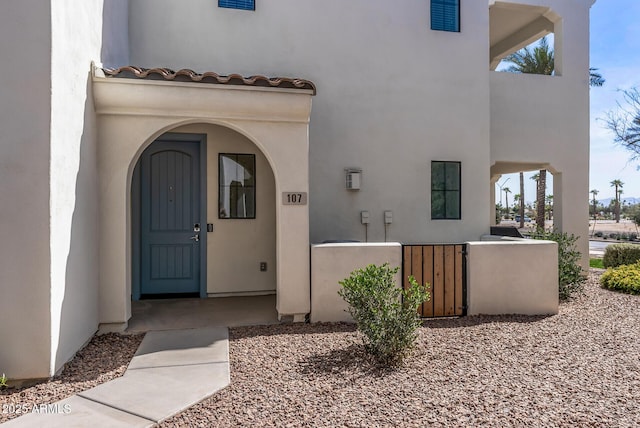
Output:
[467, 238, 558, 316]
[310, 243, 402, 323]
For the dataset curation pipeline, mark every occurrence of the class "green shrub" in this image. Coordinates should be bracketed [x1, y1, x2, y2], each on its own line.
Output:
[602, 243, 640, 268]
[594, 231, 604, 238]
[0, 373, 7, 389]
[630, 233, 638, 241]
[338, 263, 430, 366]
[621, 232, 630, 241]
[610, 233, 620, 240]
[530, 229, 586, 300]
[600, 262, 640, 295]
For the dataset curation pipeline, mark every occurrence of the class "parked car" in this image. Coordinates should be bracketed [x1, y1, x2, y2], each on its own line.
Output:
[515, 215, 532, 223]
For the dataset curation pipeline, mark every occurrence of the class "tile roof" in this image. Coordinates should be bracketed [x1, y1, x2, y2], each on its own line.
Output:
[102, 66, 316, 95]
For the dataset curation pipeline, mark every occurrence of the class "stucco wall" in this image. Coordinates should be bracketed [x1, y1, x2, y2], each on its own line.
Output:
[466, 239, 558, 315]
[0, 0, 53, 379]
[49, 0, 132, 376]
[311, 240, 557, 322]
[310, 243, 402, 323]
[171, 124, 277, 296]
[0, 0, 130, 380]
[101, 0, 129, 68]
[127, 0, 492, 245]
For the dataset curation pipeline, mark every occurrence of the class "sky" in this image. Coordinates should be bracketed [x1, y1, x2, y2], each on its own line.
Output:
[589, 0, 640, 200]
[496, 0, 640, 205]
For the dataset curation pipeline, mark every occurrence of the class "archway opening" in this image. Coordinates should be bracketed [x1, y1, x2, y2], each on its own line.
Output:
[491, 163, 556, 236]
[128, 123, 279, 329]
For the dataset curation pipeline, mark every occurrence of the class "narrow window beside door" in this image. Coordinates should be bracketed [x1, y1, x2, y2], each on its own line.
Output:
[219, 154, 256, 219]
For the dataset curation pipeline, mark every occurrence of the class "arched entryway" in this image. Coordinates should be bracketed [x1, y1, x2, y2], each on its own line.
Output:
[491, 162, 561, 231]
[92, 66, 314, 330]
[490, 160, 589, 270]
[131, 124, 278, 302]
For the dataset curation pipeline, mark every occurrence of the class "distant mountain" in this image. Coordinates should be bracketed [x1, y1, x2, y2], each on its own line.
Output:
[514, 197, 640, 207]
[596, 197, 640, 206]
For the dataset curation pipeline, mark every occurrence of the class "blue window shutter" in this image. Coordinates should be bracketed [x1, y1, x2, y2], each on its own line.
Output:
[219, 0, 255, 10]
[431, 0, 460, 32]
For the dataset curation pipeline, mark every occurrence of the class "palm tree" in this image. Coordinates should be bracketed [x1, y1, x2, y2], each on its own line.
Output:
[590, 189, 599, 220]
[589, 68, 605, 87]
[590, 189, 599, 236]
[545, 194, 553, 220]
[531, 170, 547, 230]
[504, 187, 512, 217]
[618, 189, 624, 218]
[505, 36, 554, 75]
[519, 172, 525, 228]
[513, 193, 528, 224]
[504, 37, 604, 88]
[530, 173, 539, 220]
[610, 179, 624, 223]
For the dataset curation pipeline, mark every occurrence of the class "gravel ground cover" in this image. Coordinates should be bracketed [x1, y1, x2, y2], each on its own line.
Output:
[163, 271, 639, 427]
[0, 333, 144, 424]
[2, 271, 639, 427]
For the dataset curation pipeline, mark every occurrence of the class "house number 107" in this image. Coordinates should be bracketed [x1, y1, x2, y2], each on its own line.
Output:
[282, 192, 307, 205]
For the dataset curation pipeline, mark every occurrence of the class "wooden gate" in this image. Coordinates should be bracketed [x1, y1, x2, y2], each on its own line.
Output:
[403, 244, 466, 317]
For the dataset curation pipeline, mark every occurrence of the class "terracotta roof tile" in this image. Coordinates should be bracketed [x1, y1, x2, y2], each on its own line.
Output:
[103, 66, 316, 95]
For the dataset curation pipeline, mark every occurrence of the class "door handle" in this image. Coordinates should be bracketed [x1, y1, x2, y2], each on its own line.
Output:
[189, 234, 200, 242]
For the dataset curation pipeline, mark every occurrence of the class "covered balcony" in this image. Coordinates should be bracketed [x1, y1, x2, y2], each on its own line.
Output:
[489, 0, 592, 267]
[489, 1, 560, 73]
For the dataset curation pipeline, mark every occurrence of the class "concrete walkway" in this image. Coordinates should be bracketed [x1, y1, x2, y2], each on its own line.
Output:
[3, 327, 229, 427]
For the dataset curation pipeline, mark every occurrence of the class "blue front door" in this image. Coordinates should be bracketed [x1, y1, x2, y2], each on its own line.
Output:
[140, 140, 201, 296]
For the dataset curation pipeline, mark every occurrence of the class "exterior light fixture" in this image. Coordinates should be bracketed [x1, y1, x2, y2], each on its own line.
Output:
[345, 168, 362, 190]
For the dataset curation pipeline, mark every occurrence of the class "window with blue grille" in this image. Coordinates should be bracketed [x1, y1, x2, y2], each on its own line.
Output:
[219, 0, 255, 10]
[431, 0, 459, 32]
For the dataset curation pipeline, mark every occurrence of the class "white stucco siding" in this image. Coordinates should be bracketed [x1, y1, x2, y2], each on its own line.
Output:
[490, 74, 589, 165]
[49, 0, 131, 375]
[128, 0, 492, 245]
[101, 0, 130, 68]
[0, 0, 53, 380]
